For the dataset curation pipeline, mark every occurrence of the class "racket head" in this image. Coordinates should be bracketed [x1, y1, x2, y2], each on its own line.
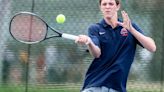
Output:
[9, 12, 48, 44]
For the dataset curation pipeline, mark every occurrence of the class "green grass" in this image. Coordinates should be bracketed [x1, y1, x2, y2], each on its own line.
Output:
[0, 83, 162, 92]
[0, 84, 80, 92]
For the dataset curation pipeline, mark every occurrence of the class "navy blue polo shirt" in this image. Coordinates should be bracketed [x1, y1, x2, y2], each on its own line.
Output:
[82, 19, 144, 92]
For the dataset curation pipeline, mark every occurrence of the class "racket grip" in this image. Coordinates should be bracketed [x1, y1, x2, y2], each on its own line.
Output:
[62, 33, 78, 40]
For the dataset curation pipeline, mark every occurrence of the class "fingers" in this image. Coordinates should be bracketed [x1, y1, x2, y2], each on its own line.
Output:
[120, 10, 132, 30]
[121, 10, 129, 22]
[121, 10, 130, 24]
[121, 11, 126, 22]
[75, 35, 91, 45]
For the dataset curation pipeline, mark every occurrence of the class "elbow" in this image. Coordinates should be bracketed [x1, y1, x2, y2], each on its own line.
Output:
[146, 38, 157, 52]
[94, 53, 101, 58]
[148, 44, 156, 52]
[93, 52, 101, 58]
[151, 46, 156, 52]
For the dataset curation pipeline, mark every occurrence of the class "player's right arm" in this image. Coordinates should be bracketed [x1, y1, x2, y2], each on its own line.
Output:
[75, 35, 101, 58]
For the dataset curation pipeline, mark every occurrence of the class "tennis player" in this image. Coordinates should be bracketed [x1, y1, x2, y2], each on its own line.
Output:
[75, 0, 156, 92]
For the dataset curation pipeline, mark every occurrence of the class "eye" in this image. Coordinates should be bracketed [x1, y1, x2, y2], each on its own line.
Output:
[108, 2, 114, 6]
[102, 3, 107, 6]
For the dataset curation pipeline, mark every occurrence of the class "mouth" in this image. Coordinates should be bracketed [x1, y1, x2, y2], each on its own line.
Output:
[104, 11, 111, 14]
[105, 10, 111, 13]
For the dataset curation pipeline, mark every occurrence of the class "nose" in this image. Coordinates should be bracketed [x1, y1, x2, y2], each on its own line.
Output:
[105, 3, 112, 9]
[105, 4, 110, 8]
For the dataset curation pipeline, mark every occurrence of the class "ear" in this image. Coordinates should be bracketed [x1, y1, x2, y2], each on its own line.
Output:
[116, 4, 121, 11]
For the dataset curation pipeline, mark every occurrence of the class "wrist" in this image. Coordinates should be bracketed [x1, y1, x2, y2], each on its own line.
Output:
[128, 24, 134, 32]
[86, 37, 92, 45]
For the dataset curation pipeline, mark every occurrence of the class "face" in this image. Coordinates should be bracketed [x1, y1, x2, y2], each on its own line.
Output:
[100, 0, 120, 19]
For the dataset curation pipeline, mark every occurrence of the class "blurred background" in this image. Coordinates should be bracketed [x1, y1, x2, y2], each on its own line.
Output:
[0, 0, 163, 92]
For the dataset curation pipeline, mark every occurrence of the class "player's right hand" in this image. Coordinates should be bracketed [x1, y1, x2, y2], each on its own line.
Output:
[75, 35, 91, 45]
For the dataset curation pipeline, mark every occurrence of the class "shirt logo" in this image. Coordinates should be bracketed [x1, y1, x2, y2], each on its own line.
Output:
[99, 32, 106, 35]
[120, 28, 128, 36]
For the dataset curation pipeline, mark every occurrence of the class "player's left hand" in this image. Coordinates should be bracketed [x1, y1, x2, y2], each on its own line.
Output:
[117, 10, 133, 31]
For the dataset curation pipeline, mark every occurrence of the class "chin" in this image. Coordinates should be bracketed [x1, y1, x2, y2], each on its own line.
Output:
[105, 16, 112, 19]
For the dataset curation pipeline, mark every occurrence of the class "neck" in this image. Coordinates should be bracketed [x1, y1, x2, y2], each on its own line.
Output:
[104, 14, 118, 28]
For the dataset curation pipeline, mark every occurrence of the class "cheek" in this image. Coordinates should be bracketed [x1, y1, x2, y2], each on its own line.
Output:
[112, 6, 118, 11]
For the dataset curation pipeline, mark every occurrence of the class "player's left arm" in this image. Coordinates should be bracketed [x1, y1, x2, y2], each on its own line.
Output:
[118, 10, 156, 52]
[129, 27, 156, 52]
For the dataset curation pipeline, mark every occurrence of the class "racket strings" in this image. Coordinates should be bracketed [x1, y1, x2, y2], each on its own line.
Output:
[10, 13, 47, 43]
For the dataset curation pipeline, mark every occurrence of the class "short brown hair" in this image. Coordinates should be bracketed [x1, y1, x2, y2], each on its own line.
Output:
[99, 0, 120, 5]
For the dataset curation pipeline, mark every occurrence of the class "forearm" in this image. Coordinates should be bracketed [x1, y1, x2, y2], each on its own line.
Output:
[130, 27, 156, 52]
[87, 41, 101, 58]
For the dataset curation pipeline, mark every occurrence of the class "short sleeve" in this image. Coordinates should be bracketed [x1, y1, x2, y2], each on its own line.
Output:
[88, 24, 100, 48]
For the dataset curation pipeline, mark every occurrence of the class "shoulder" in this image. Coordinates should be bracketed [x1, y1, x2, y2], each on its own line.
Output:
[131, 22, 139, 28]
[88, 23, 101, 33]
[131, 22, 144, 34]
[88, 23, 100, 30]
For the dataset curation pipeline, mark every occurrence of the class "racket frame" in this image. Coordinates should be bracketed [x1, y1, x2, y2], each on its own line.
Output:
[9, 12, 77, 44]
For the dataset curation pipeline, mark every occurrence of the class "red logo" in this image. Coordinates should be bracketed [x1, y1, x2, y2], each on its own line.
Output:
[120, 28, 128, 36]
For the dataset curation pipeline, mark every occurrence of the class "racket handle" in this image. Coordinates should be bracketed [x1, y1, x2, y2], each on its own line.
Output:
[62, 33, 78, 40]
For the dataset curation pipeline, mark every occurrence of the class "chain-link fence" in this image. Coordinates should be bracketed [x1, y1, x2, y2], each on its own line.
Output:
[0, 0, 163, 92]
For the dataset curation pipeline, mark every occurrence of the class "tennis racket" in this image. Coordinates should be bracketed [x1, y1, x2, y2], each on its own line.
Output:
[9, 12, 78, 44]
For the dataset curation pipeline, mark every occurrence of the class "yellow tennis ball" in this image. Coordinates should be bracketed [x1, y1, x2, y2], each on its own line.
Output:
[56, 14, 66, 24]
